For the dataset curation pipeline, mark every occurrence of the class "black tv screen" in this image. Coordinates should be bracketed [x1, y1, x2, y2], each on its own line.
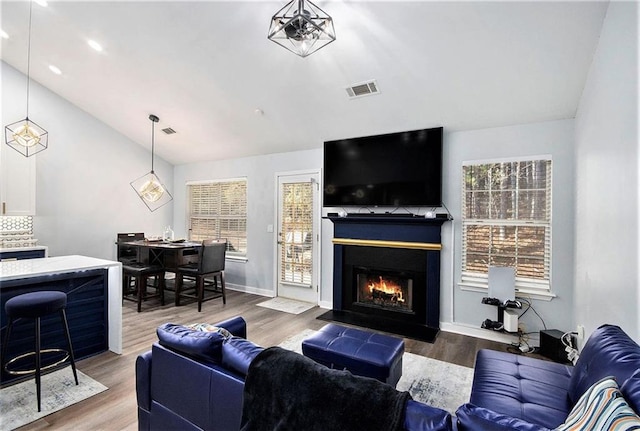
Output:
[323, 127, 442, 207]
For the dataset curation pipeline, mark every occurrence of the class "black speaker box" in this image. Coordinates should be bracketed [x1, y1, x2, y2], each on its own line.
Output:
[540, 329, 569, 363]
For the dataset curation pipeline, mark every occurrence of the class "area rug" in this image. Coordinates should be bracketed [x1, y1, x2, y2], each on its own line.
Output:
[0, 369, 108, 431]
[278, 329, 473, 415]
[256, 297, 316, 315]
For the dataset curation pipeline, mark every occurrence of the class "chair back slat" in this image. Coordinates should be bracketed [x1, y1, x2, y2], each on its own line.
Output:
[117, 232, 145, 262]
[200, 240, 226, 274]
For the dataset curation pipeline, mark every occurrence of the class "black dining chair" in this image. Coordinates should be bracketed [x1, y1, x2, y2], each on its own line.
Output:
[116, 232, 145, 264]
[174, 239, 226, 312]
[117, 232, 146, 298]
[117, 232, 165, 311]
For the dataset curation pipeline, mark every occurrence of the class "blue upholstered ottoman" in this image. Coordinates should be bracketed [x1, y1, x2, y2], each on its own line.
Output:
[301, 323, 404, 387]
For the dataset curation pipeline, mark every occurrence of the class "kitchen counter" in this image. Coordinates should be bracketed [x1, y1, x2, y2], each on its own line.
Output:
[0, 255, 123, 356]
[0, 245, 48, 254]
[0, 245, 48, 260]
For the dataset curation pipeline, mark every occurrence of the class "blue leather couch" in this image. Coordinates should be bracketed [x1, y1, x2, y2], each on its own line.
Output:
[456, 324, 640, 430]
[136, 316, 453, 431]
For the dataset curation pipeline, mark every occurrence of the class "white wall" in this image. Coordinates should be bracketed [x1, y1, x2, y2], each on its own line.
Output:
[1, 61, 173, 260]
[172, 149, 321, 296]
[175, 119, 576, 342]
[443, 120, 575, 340]
[574, 2, 639, 340]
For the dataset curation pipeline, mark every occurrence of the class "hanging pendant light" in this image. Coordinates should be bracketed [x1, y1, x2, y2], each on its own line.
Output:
[130, 114, 173, 212]
[4, 0, 48, 157]
[268, 0, 335, 58]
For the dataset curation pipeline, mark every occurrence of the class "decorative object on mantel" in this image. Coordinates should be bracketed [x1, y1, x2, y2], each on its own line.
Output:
[130, 114, 173, 212]
[4, 0, 48, 157]
[268, 0, 336, 58]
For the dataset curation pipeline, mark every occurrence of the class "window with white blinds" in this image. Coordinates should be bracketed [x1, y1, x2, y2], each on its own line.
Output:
[187, 179, 247, 256]
[461, 158, 552, 293]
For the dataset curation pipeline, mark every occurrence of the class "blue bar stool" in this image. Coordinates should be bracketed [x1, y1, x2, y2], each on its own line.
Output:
[1, 291, 79, 411]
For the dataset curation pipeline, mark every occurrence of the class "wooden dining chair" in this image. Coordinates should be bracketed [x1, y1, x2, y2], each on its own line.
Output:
[174, 239, 226, 312]
[122, 263, 165, 312]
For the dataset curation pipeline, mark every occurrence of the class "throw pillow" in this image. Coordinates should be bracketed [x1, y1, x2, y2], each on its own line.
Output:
[556, 376, 640, 431]
[157, 323, 225, 363]
[185, 322, 233, 339]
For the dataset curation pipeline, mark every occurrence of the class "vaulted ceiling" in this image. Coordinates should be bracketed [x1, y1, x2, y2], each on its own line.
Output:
[0, 1, 609, 165]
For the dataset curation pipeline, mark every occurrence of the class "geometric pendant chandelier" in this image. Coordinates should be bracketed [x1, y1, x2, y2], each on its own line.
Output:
[130, 114, 173, 212]
[268, 0, 336, 58]
[4, 0, 48, 157]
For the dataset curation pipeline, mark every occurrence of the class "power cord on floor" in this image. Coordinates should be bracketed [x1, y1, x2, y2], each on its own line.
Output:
[562, 331, 579, 364]
[507, 323, 537, 354]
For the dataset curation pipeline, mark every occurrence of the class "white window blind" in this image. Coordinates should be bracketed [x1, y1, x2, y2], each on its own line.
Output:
[461, 158, 552, 293]
[188, 179, 247, 256]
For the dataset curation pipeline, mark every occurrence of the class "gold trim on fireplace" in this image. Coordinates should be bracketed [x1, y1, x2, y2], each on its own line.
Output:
[332, 238, 442, 250]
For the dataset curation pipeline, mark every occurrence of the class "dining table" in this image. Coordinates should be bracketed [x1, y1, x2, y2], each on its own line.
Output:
[117, 239, 202, 271]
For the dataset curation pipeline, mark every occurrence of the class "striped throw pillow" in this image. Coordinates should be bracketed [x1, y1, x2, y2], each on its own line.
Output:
[556, 377, 640, 431]
[185, 322, 232, 339]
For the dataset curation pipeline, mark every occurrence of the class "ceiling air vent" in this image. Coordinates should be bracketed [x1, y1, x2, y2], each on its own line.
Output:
[346, 80, 380, 99]
[162, 127, 176, 135]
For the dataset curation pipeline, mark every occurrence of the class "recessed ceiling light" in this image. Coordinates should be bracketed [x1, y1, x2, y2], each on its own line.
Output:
[48, 65, 62, 75]
[33, 0, 48, 7]
[87, 39, 103, 52]
[0, 29, 9, 40]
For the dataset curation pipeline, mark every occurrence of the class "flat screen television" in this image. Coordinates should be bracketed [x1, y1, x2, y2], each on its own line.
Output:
[323, 127, 443, 207]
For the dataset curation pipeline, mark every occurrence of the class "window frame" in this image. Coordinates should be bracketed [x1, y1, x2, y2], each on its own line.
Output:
[186, 178, 248, 258]
[459, 156, 553, 296]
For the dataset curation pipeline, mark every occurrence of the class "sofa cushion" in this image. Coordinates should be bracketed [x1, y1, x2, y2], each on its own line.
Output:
[157, 323, 225, 363]
[556, 376, 640, 430]
[621, 369, 640, 415]
[221, 337, 264, 376]
[568, 324, 640, 404]
[469, 349, 573, 429]
[455, 403, 552, 431]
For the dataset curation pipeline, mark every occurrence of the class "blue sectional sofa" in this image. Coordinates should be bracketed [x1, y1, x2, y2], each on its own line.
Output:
[137, 318, 640, 431]
[456, 324, 640, 430]
[135, 316, 453, 431]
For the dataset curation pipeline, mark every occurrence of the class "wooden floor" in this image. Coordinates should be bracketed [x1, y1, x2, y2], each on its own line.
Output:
[17, 290, 514, 430]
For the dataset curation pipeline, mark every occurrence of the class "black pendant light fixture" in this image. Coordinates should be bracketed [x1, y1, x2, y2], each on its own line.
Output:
[130, 114, 173, 212]
[4, 0, 48, 157]
[268, 0, 336, 58]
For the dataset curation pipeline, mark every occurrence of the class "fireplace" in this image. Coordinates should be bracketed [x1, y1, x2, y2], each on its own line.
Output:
[321, 214, 448, 342]
[355, 269, 413, 314]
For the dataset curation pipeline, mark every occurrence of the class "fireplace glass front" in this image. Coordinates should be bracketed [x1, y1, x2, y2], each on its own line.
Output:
[355, 268, 414, 314]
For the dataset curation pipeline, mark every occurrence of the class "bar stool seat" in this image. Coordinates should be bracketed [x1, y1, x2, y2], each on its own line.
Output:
[122, 263, 165, 312]
[2, 291, 79, 412]
[5, 291, 68, 318]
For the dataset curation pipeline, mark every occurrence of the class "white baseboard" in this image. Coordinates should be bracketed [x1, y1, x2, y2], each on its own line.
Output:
[318, 300, 332, 309]
[227, 284, 332, 309]
[440, 321, 519, 344]
[226, 283, 273, 298]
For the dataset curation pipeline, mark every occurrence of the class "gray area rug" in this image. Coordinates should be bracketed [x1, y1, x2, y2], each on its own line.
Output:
[0, 369, 108, 431]
[278, 329, 473, 415]
[257, 297, 316, 315]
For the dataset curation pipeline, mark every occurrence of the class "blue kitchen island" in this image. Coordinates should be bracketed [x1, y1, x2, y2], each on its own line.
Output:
[0, 255, 122, 384]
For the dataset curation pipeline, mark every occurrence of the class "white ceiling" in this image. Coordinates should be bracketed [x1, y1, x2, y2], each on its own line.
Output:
[1, 1, 608, 166]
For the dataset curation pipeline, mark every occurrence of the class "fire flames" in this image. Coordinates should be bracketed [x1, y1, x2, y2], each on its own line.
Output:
[368, 276, 405, 303]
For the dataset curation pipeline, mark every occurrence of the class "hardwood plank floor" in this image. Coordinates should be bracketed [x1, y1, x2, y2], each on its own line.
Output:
[16, 290, 516, 430]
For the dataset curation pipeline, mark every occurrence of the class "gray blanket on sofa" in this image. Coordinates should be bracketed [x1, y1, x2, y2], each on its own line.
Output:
[240, 346, 410, 431]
